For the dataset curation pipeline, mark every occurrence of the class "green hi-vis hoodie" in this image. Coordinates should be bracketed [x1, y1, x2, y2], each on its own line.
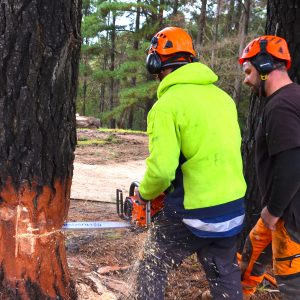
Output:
[139, 62, 246, 209]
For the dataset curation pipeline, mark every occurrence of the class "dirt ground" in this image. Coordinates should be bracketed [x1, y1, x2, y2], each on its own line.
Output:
[66, 129, 281, 300]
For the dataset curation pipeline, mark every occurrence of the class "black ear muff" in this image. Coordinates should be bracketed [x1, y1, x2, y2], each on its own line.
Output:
[252, 40, 274, 76]
[146, 52, 162, 74]
[191, 56, 199, 62]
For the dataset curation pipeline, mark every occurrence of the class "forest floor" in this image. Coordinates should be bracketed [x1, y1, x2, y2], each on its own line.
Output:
[66, 128, 281, 300]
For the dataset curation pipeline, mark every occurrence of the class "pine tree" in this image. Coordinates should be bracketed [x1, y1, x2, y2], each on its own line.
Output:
[0, 1, 82, 298]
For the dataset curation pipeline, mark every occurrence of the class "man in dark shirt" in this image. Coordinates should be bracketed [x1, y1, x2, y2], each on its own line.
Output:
[239, 36, 300, 300]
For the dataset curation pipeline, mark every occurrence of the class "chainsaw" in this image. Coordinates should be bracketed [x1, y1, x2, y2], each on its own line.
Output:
[63, 181, 164, 230]
[116, 181, 165, 227]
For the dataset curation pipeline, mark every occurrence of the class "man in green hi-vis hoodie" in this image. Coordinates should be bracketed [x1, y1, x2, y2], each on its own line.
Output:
[135, 27, 246, 300]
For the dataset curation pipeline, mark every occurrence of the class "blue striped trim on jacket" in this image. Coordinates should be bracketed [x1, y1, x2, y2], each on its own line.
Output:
[164, 191, 245, 238]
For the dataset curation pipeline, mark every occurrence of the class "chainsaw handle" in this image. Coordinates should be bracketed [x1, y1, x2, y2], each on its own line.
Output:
[129, 181, 140, 196]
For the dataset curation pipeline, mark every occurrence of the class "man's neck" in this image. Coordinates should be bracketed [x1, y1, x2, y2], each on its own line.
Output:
[265, 70, 293, 97]
[158, 67, 173, 81]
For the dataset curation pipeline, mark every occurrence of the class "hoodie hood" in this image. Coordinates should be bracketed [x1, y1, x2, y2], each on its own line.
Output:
[157, 62, 218, 98]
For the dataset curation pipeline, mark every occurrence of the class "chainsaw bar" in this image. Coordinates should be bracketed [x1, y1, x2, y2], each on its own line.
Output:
[62, 221, 132, 230]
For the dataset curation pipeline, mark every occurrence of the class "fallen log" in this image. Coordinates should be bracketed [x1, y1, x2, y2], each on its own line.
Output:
[76, 114, 101, 128]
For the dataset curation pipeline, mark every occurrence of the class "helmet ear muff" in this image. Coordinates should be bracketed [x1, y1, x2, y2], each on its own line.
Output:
[146, 52, 162, 74]
[252, 40, 274, 75]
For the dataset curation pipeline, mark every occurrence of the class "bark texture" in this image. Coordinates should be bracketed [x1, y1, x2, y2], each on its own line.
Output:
[239, 93, 264, 250]
[0, 1, 82, 299]
[196, 0, 207, 49]
[266, 0, 300, 83]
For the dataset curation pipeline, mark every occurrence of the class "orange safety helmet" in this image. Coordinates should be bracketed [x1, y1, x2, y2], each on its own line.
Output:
[148, 27, 196, 57]
[239, 35, 291, 71]
[146, 27, 197, 74]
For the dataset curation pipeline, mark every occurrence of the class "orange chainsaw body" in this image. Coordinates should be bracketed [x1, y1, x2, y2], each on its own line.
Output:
[116, 181, 165, 227]
[130, 194, 165, 227]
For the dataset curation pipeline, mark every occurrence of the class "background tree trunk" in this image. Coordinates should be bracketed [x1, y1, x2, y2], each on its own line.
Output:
[196, 0, 208, 50]
[211, 0, 223, 68]
[225, 0, 235, 36]
[234, 0, 242, 32]
[233, 0, 251, 104]
[109, 13, 116, 128]
[127, 0, 141, 129]
[82, 76, 87, 116]
[0, 1, 82, 299]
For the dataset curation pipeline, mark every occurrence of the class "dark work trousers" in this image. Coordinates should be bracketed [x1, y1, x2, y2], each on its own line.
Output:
[135, 212, 242, 300]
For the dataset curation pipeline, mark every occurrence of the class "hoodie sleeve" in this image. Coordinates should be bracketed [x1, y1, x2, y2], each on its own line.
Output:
[139, 108, 180, 200]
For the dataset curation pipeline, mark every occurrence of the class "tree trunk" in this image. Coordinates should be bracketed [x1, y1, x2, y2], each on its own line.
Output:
[127, 0, 141, 129]
[172, 0, 179, 15]
[99, 30, 109, 115]
[99, 84, 105, 113]
[82, 76, 87, 116]
[0, 1, 82, 299]
[225, 0, 235, 36]
[211, 0, 223, 68]
[158, 0, 165, 27]
[233, 0, 251, 103]
[196, 0, 207, 50]
[109, 13, 116, 129]
[238, 93, 264, 250]
[234, 0, 242, 32]
[266, 0, 300, 83]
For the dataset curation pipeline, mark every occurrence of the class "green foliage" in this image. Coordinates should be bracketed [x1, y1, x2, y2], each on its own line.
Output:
[77, 0, 267, 130]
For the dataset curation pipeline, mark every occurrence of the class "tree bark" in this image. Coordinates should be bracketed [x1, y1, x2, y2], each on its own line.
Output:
[127, 0, 141, 129]
[196, 0, 207, 50]
[265, 0, 300, 83]
[211, 0, 223, 68]
[238, 93, 264, 250]
[82, 76, 87, 116]
[158, 0, 165, 27]
[233, 0, 251, 104]
[109, 13, 116, 128]
[0, 1, 82, 299]
[234, 0, 242, 32]
[99, 30, 109, 114]
[225, 0, 235, 36]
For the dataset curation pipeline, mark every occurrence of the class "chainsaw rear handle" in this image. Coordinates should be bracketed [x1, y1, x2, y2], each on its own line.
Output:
[129, 181, 151, 205]
[129, 181, 140, 196]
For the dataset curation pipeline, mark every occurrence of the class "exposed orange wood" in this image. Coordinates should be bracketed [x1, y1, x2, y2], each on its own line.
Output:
[0, 178, 74, 299]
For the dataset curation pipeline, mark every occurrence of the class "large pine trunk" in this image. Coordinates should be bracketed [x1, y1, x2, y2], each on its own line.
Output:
[239, 94, 264, 250]
[0, 1, 82, 299]
[266, 0, 300, 83]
